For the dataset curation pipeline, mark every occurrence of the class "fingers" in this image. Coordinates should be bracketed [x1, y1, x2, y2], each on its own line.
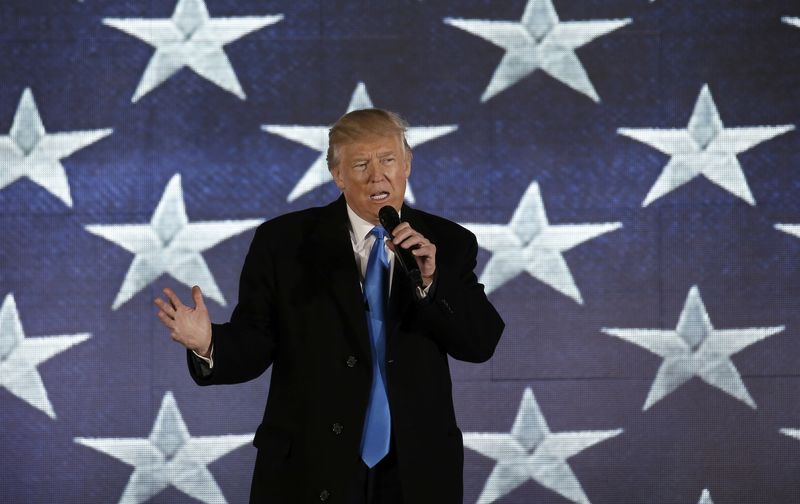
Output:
[390, 223, 431, 252]
[191, 285, 206, 310]
[390, 222, 413, 243]
[162, 287, 185, 310]
[154, 297, 176, 317]
[155, 308, 175, 329]
[411, 241, 436, 258]
[389, 223, 436, 281]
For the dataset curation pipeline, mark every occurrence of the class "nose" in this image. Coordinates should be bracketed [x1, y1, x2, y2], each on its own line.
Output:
[366, 159, 385, 181]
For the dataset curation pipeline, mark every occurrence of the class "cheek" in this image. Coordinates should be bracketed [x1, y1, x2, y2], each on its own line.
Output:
[394, 167, 410, 183]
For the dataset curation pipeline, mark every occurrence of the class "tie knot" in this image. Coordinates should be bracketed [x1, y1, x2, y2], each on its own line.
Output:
[368, 226, 389, 269]
[370, 225, 387, 240]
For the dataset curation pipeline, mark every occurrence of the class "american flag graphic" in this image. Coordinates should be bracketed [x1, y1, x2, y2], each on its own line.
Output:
[2, 1, 800, 503]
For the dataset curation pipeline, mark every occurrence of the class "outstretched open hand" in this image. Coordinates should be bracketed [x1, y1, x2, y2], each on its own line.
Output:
[154, 286, 212, 357]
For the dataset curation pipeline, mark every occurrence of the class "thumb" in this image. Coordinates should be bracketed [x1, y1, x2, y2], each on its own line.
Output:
[191, 286, 206, 310]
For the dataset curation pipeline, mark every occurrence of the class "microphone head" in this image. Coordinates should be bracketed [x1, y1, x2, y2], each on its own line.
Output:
[378, 205, 401, 234]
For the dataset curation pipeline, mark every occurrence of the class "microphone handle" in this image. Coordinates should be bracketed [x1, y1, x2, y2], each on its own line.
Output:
[379, 206, 423, 290]
[396, 251, 423, 288]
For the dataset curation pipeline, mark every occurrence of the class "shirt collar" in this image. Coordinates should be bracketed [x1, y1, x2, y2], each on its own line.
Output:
[345, 203, 377, 243]
[344, 203, 401, 242]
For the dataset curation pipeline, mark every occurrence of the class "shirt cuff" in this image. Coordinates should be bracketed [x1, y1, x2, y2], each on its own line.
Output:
[192, 345, 214, 369]
[416, 279, 433, 299]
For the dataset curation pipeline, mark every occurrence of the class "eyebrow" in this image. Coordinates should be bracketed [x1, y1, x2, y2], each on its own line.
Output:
[351, 150, 397, 162]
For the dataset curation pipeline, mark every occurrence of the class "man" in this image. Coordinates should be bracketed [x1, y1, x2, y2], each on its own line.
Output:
[154, 109, 504, 503]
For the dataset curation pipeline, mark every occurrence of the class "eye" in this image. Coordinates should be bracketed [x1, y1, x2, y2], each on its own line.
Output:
[382, 157, 395, 165]
[353, 162, 367, 171]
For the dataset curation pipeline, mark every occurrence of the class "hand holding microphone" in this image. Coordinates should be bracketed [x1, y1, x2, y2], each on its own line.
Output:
[379, 206, 436, 290]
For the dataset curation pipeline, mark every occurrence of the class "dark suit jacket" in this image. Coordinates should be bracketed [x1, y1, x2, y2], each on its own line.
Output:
[188, 196, 504, 503]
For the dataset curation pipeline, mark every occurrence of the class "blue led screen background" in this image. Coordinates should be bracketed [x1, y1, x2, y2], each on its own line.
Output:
[2, 1, 800, 503]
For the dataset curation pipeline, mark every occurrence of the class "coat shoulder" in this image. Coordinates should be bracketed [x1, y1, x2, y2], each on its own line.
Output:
[411, 208, 476, 245]
[257, 204, 328, 233]
[249, 202, 340, 250]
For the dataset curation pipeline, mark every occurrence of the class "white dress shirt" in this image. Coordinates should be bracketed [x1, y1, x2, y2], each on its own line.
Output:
[346, 203, 397, 290]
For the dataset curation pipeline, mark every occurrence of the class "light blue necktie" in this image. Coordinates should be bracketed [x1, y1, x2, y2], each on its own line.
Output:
[361, 225, 391, 468]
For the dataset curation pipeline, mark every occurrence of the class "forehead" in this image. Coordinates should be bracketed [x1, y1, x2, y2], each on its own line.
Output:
[340, 134, 404, 158]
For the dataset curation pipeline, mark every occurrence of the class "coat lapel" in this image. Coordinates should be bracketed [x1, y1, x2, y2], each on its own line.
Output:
[304, 196, 373, 366]
[303, 199, 434, 364]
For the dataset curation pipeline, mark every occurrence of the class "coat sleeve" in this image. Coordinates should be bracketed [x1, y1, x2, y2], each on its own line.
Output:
[188, 225, 279, 385]
[413, 229, 504, 363]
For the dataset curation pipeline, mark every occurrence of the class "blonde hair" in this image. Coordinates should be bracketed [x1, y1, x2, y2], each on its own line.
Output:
[326, 108, 412, 170]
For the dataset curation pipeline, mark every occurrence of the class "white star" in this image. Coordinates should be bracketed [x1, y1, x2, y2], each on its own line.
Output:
[0, 88, 112, 207]
[444, 0, 630, 102]
[465, 387, 622, 504]
[75, 391, 253, 504]
[461, 181, 621, 303]
[103, 0, 283, 102]
[783, 17, 800, 29]
[618, 84, 794, 206]
[602, 286, 784, 410]
[781, 426, 800, 446]
[85, 174, 262, 310]
[262, 82, 458, 203]
[697, 489, 715, 504]
[0, 293, 90, 419]
[776, 222, 800, 242]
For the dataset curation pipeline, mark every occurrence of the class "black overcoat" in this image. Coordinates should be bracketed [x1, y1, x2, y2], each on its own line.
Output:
[188, 196, 504, 503]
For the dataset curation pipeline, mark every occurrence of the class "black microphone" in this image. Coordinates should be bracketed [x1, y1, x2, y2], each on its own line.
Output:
[378, 205, 423, 290]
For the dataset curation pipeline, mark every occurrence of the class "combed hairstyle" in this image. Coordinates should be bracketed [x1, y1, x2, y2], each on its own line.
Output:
[326, 108, 412, 171]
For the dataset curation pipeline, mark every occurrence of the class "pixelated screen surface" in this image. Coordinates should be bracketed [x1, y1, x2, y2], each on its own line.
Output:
[2, 1, 800, 503]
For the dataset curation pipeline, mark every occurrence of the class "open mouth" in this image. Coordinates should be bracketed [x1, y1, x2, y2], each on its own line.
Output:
[370, 191, 389, 201]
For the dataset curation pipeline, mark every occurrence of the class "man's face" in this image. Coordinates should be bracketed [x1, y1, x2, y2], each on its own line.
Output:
[332, 134, 411, 224]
